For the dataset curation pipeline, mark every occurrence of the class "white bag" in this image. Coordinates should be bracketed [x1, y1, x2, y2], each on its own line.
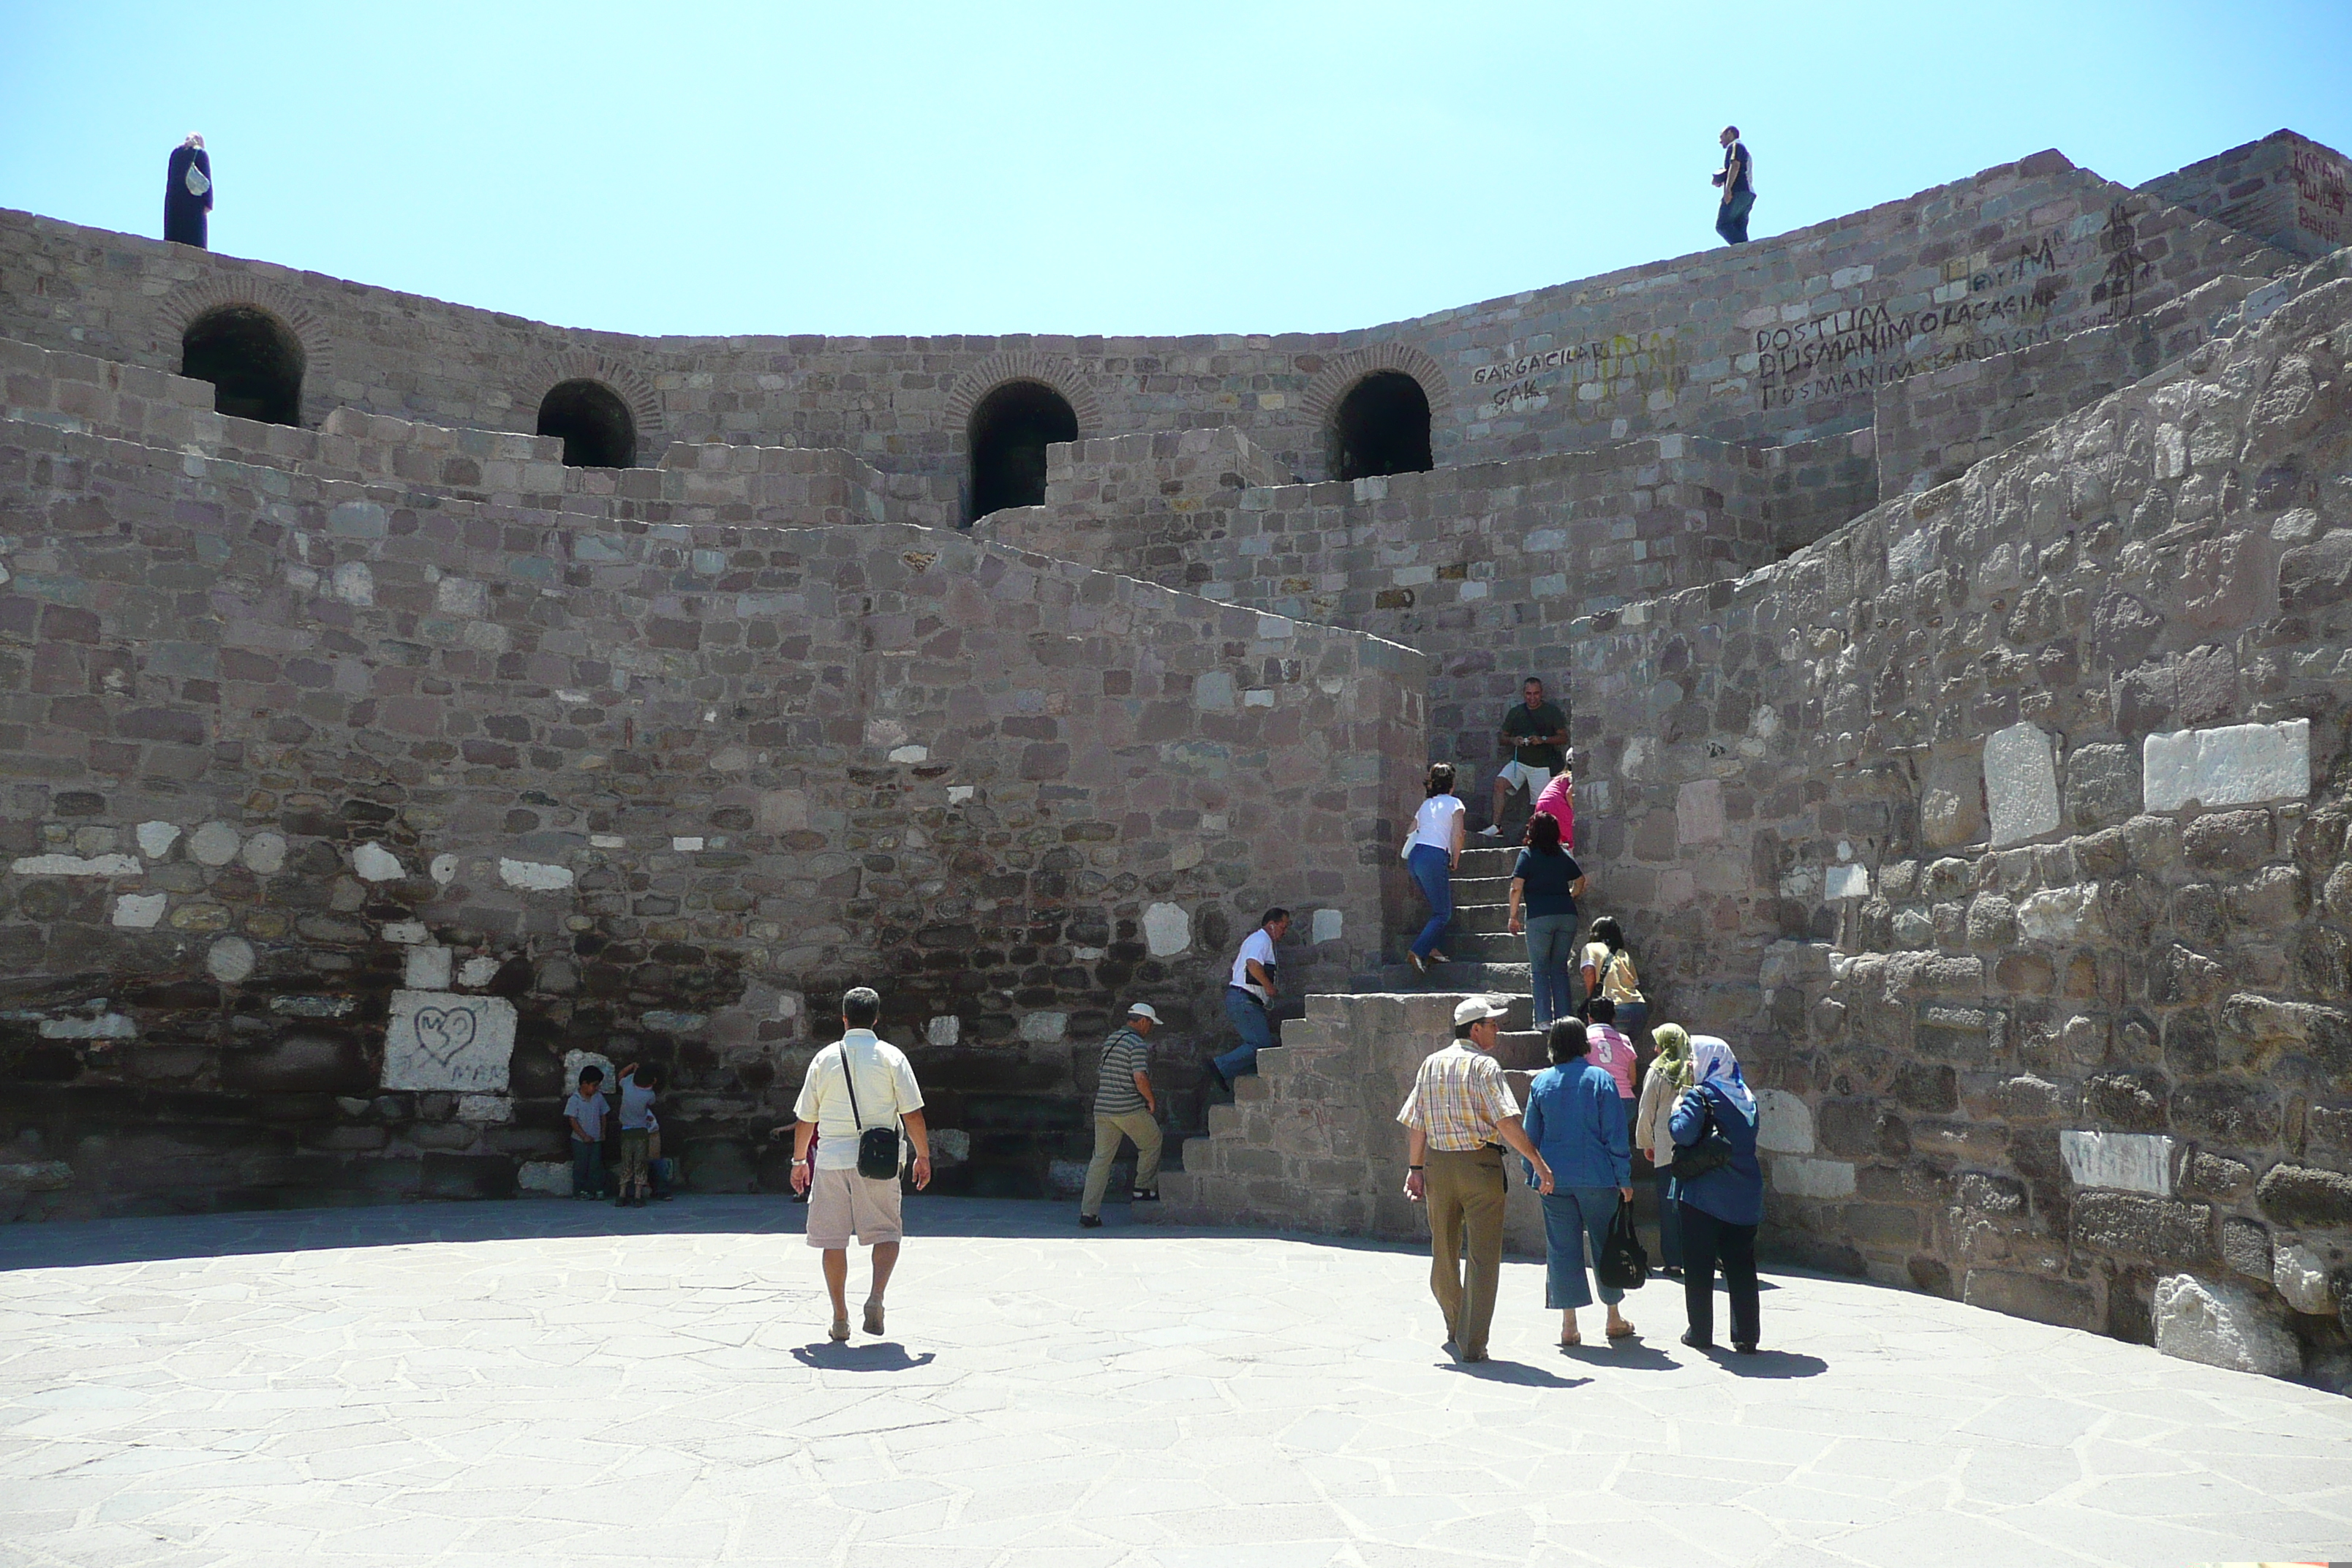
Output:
[184, 162, 210, 197]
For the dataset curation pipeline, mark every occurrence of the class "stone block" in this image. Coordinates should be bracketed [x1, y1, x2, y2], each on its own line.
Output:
[2152, 1273, 2300, 1378]
[1963, 1268, 2095, 1330]
[2143, 719, 2312, 812]
[518, 1161, 573, 1196]
[2222, 1216, 2273, 1281]
[1676, 779, 1725, 844]
[1770, 1156, 1855, 1198]
[1754, 1088, 1814, 1153]
[1984, 723, 2060, 848]
[2071, 1191, 2213, 1264]
[382, 991, 518, 1093]
[1143, 902, 1191, 957]
[2059, 1130, 2174, 1194]
[2256, 1163, 2352, 1229]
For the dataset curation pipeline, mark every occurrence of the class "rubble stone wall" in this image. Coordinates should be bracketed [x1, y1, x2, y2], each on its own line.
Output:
[0, 413, 1428, 1218]
[983, 428, 1775, 783]
[1569, 275, 2352, 1372]
[2140, 129, 2352, 261]
[0, 150, 2293, 488]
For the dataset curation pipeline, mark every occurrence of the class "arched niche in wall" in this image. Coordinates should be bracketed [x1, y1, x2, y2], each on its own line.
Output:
[180, 304, 306, 427]
[967, 380, 1079, 521]
[1330, 370, 1433, 481]
[536, 379, 638, 468]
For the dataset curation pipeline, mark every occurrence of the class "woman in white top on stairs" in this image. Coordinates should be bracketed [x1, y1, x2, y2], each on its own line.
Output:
[1401, 762, 1466, 973]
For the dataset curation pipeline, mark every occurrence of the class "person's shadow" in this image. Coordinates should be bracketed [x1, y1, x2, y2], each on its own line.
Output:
[1715, 1347, 1826, 1378]
[790, 1341, 938, 1372]
[1440, 1358, 1588, 1389]
[1558, 1337, 1678, 1371]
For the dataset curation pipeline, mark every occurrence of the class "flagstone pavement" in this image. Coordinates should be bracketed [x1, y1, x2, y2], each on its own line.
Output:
[1, 1195, 2348, 1567]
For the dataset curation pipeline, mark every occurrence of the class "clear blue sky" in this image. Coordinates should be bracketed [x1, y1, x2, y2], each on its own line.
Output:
[4, 1, 2347, 339]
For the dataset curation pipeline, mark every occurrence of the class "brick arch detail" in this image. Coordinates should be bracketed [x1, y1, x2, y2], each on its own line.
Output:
[154, 275, 337, 421]
[513, 352, 667, 461]
[943, 353, 1104, 440]
[1297, 342, 1451, 436]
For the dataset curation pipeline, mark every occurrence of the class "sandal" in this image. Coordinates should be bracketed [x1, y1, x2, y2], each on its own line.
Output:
[828, 1316, 851, 1343]
[1558, 1333, 1582, 1349]
[1607, 1320, 1637, 1340]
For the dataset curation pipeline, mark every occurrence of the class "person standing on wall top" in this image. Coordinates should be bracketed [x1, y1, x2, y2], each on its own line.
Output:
[1402, 762, 1466, 975]
[1398, 996, 1555, 1363]
[1713, 126, 1754, 245]
[1079, 1002, 1166, 1229]
[165, 134, 212, 249]
[1481, 677, 1568, 838]
[1210, 908, 1289, 1090]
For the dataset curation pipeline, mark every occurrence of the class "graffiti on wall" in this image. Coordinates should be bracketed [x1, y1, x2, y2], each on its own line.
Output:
[1471, 331, 1685, 413]
[2293, 146, 2348, 249]
[1755, 208, 2146, 410]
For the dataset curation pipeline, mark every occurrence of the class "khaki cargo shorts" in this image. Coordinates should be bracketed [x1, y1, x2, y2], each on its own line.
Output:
[805, 1166, 905, 1248]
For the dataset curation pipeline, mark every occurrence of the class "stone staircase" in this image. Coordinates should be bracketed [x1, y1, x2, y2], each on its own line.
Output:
[1144, 843, 1586, 1254]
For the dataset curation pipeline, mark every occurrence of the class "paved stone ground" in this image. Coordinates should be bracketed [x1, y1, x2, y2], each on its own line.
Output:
[1, 1196, 2347, 1567]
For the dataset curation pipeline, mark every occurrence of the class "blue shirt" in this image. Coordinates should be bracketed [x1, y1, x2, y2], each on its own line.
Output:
[1520, 1061, 1631, 1191]
[1669, 1082, 1764, 1225]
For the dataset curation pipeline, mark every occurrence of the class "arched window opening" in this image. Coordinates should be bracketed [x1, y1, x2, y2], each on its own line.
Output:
[535, 379, 637, 468]
[1331, 370, 1433, 482]
[179, 305, 305, 427]
[967, 380, 1078, 522]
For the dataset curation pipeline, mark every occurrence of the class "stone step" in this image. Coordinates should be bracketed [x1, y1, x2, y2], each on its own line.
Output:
[1455, 845, 1522, 877]
[1371, 959, 1532, 994]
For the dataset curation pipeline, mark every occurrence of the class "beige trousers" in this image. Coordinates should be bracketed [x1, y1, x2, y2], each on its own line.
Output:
[1422, 1145, 1507, 1354]
[1079, 1109, 1164, 1217]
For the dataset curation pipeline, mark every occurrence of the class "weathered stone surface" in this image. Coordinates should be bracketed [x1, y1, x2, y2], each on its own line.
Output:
[1754, 1088, 1814, 1153]
[1771, 1156, 1856, 1198]
[2143, 720, 2313, 811]
[2221, 1216, 2272, 1280]
[382, 992, 519, 1094]
[2152, 1273, 2300, 1376]
[2273, 1243, 2337, 1315]
[2059, 1130, 2174, 1194]
[2257, 1164, 2352, 1229]
[1984, 723, 2062, 848]
[1963, 1269, 2095, 1330]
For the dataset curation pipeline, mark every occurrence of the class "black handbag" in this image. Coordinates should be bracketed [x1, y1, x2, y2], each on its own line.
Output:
[1669, 1090, 1735, 1181]
[1595, 1198, 1650, 1292]
[839, 1047, 903, 1181]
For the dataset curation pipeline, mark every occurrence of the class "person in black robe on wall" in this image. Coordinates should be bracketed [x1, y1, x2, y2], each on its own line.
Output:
[165, 134, 212, 248]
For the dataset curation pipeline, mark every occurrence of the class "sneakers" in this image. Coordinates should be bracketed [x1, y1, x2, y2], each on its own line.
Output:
[1477, 824, 1502, 838]
[1079, 1214, 1104, 1229]
[1130, 1188, 1159, 1202]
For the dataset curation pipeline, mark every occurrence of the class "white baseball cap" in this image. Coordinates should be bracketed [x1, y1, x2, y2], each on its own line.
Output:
[1126, 1003, 1164, 1023]
[1453, 996, 1508, 1026]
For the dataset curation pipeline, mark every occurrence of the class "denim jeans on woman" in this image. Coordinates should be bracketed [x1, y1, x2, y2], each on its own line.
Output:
[1523, 913, 1579, 1028]
[1540, 1185, 1627, 1311]
[1407, 843, 1453, 960]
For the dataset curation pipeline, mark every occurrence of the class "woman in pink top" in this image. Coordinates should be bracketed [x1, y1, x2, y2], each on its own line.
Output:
[1533, 769, 1574, 848]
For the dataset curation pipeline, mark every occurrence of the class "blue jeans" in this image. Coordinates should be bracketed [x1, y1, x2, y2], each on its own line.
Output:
[1654, 1169, 1684, 1268]
[571, 1137, 604, 1198]
[1213, 987, 1273, 1081]
[1407, 843, 1453, 960]
[1612, 998, 1648, 1046]
[1523, 913, 1579, 1028]
[1542, 1186, 1627, 1310]
[1716, 188, 1754, 244]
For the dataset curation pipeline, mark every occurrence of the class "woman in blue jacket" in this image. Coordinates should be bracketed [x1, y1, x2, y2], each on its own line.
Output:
[1520, 1019, 1635, 1346]
[1667, 1034, 1765, 1353]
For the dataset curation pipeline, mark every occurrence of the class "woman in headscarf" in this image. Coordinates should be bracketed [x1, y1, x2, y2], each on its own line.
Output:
[1667, 1033, 1763, 1353]
[165, 134, 212, 249]
[1632, 1022, 1692, 1277]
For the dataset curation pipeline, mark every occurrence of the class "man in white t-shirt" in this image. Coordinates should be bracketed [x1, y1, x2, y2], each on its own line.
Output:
[1210, 908, 1289, 1089]
[785, 986, 932, 1343]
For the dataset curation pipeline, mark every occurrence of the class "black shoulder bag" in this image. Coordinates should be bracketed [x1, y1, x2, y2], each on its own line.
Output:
[839, 1047, 904, 1181]
[1668, 1089, 1735, 1181]
[1595, 1197, 1651, 1292]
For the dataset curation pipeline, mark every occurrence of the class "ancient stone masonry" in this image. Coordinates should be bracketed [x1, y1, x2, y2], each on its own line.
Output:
[1570, 267, 2352, 1382]
[0, 146, 2295, 491]
[0, 399, 1426, 1216]
[3, 127, 2350, 1390]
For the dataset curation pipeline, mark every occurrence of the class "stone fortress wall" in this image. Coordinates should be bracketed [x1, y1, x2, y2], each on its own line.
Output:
[0, 371, 1425, 1212]
[4, 124, 2351, 1383]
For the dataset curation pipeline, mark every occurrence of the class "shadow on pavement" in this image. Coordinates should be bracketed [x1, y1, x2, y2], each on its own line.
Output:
[1716, 1348, 1829, 1379]
[1558, 1338, 1678, 1371]
[1442, 1359, 1590, 1389]
[790, 1342, 938, 1372]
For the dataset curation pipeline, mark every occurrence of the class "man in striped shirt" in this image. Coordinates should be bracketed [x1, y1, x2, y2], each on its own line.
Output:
[1079, 1003, 1165, 1228]
[1399, 996, 1553, 1362]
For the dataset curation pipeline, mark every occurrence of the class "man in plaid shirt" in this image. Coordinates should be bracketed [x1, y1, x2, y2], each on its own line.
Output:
[1398, 996, 1553, 1362]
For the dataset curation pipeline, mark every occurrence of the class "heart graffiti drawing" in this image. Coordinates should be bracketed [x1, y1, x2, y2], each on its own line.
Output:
[411, 1006, 480, 1068]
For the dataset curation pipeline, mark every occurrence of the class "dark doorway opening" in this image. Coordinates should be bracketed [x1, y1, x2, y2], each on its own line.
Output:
[1331, 371, 1433, 481]
[536, 380, 637, 468]
[967, 380, 1077, 521]
[179, 306, 305, 427]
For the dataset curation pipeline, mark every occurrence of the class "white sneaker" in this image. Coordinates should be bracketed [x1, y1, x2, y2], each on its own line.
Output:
[1477, 825, 1501, 837]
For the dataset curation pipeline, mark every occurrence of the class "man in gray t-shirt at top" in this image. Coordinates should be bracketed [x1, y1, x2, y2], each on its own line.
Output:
[1079, 1003, 1165, 1228]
